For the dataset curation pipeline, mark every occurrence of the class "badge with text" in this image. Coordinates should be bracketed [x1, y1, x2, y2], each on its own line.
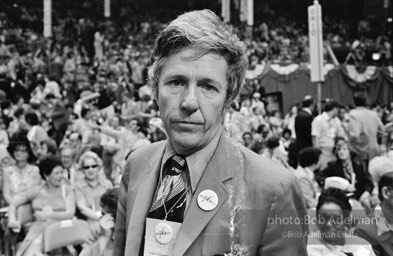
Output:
[197, 190, 218, 211]
[144, 218, 181, 256]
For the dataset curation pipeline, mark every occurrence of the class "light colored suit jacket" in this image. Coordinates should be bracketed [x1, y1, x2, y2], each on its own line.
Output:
[114, 133, 308, 256]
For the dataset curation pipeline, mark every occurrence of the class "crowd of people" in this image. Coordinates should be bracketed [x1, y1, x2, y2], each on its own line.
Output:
[0, 2, 392, 256]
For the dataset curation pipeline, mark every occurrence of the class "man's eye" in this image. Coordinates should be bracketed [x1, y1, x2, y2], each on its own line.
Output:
[201, 84, 217, 92]
[168, 80, 183, 87]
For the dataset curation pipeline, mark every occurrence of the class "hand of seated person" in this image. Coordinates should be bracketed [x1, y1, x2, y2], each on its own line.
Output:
[99, 214, 114, 236]
[86, 220, 101, 244]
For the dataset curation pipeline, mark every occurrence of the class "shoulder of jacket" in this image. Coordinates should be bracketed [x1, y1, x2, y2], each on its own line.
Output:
[122, 141, 166, 190]
[241, 147, 297, 188]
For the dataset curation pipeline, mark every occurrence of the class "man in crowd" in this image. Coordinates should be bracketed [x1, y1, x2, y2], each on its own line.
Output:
[114, 10, 307, 256]
[348, 92, 385, 167]
[295, 95, 314, 151]
[294, 147, 322, 208]
[60, 145, 79, 185]
[311, 99, 345, 170]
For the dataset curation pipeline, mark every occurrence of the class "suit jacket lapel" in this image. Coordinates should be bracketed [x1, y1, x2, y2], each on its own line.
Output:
[125, 143, 165, 255]
[173, 134, 235, 256]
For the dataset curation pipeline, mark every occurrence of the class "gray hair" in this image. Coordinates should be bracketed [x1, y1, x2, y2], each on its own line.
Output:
[148, 9, 248, 106]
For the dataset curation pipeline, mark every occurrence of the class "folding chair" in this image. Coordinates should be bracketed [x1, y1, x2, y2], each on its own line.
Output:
[43, 219, 90, 255]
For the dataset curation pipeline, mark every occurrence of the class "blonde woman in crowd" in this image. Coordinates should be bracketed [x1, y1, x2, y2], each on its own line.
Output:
[75, 151, 112, 241]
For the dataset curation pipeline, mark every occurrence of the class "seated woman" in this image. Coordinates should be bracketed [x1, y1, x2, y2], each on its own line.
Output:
[317, 137, 374, 213]
[307, 188, 375, 256]
[8, 155, 75, 256]
[3, 133, 42, 226]
[355, 171, 393, 256]
[75, 151, 112, 238]
[2, 133, 42, 205]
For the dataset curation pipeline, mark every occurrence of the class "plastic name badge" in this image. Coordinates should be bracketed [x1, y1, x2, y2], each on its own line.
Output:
[144, 218, 181, 256]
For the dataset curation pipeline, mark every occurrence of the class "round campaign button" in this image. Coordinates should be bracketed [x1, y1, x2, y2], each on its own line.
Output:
[154, 222, 173, 244]
[197, 190, 218, 211]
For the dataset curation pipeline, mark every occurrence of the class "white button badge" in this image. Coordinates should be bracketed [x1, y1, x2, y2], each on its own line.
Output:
[197, 190, 218, 211]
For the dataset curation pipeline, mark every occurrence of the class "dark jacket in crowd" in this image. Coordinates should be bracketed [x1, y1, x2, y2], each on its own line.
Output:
[294, 109, 313, 150]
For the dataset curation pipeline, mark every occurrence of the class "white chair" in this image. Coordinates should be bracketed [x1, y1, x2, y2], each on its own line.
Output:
[43, 219, 90, 254]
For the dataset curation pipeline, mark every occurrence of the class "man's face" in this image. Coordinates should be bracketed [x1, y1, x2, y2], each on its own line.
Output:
[262, 127, 270, 138]
[37, 143, 48, 160]
[69, 133, 81, 148]
[129, 120, 139, 133]
[243, 134, 252, 146]
[61, 148, 74, 169]
[157, 47, 228, 155]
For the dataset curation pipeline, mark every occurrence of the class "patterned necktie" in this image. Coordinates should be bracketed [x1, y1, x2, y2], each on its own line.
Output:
[148, 155, 188, 223]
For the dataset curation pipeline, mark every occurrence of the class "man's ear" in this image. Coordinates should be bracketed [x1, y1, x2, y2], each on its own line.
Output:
[381, 187, 392, 200]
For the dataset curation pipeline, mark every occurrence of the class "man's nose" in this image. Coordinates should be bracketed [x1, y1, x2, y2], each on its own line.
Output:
[180, 85, 199, 114]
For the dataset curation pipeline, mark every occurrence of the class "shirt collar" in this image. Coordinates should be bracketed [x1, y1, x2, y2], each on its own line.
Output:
[162, 129, 222, 193]
[303, 107, 312, 115]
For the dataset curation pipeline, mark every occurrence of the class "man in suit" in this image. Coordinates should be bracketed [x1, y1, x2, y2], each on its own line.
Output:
[114, 10, 308, 256]
[295, 95, 314, 151]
